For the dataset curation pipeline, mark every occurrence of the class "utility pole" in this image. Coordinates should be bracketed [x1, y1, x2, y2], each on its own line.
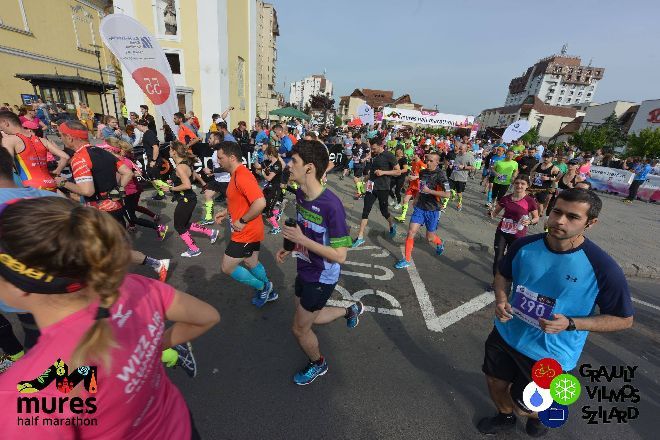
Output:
[90, 44, 109, 117]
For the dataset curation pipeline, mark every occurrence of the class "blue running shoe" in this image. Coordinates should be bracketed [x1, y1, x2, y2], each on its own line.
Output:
[251, 289, 279, 305]
[394, 259, 411, 269]
[293, 359, 328, 385]
[173, 342, 197, 378]
[210, 229, 220, 244]
[346, 301, 364, 328]
[389, 223, 397, 238]
[436, 243, 445, 255]
[181, 249, 202, 258]
[351, 237, 365, 248]
[253, 281, 273, 308]
[269, 227, 281, 235]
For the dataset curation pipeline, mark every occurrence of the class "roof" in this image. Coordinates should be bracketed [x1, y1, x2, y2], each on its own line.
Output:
[15, 73, 116, 91]
[555, 116, 584, 136]
[481, 96, 577, 119]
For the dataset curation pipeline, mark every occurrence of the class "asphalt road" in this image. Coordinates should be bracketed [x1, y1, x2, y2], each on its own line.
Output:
[125, 173, 658, 440]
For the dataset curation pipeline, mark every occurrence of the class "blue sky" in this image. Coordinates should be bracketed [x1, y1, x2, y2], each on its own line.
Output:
[272, 0, 659, 116]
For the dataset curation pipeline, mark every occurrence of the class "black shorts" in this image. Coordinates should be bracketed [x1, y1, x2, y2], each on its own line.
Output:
[533, 189, 550, 204]
[206, 180, 228, 195]
[488, 175, 496, 184]
[451, 180, 466, 193]
[482, 327, 536, 412]
[353, 164, 365, 177]
[224, 240, 261, 258]
[295, 276, 336, 312]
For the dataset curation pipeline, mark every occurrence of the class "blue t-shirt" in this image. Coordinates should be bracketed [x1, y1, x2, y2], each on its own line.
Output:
[223, 132, 237, 143]
[278, 136, 293, 164]
[255, 130, 268, 145]
[495, 234, 633, 370]
[634, 164, 652, 181]
[293, 188, 352, 284]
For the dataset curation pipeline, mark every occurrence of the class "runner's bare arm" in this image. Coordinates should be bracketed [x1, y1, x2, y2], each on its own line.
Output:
[241, 197, 267, 222]
[161, 289, 220, 349]
[540, 313, 633, 334]
[490, 204, 504, 219]
[281, 223, 348, 264]
[170, 164, 192, 192]
[117, 163, 133, 189]
[43, 138, 70, 175]
[0, 135, 17, 155]
[493, 272, 513, 322]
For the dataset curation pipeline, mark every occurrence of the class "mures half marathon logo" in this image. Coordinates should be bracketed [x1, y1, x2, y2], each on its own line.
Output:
[16, 359, 99, 427]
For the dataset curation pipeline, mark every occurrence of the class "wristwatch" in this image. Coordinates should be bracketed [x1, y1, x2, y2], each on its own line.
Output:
[239, 217, 248, 224]
[566, 317, 577, 331]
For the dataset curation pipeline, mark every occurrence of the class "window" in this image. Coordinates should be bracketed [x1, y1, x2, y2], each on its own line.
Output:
[166, 53, 181, 74]
[587, 93, 592, 97]
[577, 92, 582, 96]
[155, 0, 179, 37]
[569, 91, 574, 95]
[71, 5, 97, 54]
[0, 0, 30, 34]
[560, 90, 564, 95]
[566, 98, 572, 103]
[558, 97, 563, 103]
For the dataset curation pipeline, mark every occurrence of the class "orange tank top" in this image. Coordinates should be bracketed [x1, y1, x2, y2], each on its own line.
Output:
[14, 133, 56, 190]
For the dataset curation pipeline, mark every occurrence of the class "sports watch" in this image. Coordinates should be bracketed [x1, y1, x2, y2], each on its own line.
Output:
[566, 317, 577, 331]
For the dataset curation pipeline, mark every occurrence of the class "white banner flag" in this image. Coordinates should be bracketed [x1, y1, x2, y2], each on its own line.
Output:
[502, 120, 531, 143]
[100, 14, 179, 134]
[357, 103, 374, 126]
[382, 107, 474, 127]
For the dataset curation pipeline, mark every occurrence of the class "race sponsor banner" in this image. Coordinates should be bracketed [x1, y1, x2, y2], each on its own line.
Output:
[587, 166, 659, 202]
[382, 107, 474, 127]
[357, 103, 375, 126]
[502, 120, 531, 143]
[100, 14, 179, 135]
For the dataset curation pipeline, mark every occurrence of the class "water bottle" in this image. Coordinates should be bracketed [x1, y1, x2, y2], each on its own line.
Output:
[283, 218, 297, 251]
[517, 215, 529, 231]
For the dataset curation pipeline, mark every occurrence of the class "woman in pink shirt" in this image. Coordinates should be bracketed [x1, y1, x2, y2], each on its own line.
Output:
[0, 197, 220, 439]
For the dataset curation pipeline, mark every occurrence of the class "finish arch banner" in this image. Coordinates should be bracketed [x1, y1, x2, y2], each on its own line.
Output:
[100, 14, 179, 135]
[502, 120, 531, 143]
[357, 103, 374, 126]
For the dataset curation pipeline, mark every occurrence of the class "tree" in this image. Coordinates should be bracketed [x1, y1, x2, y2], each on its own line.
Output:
[309, 93, 335, 129]
[599, 112, 627, 150]
[626, 127, 660, 158]
[520, 126, 539, 144]
[570, 126, 608, 152]
[570, 112, 627, 153]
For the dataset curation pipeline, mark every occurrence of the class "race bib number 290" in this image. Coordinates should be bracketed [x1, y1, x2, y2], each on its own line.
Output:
[512, 285, 556, 329]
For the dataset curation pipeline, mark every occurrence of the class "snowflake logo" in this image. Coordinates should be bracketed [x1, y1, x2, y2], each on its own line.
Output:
[550, 373, 581, 405]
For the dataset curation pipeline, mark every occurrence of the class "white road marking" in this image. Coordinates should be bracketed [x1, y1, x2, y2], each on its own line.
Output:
[342, 261, 394, 280]
[330, 284, 403, 316]
[404, 246, 495, 332]
[632, 297, 660, 312]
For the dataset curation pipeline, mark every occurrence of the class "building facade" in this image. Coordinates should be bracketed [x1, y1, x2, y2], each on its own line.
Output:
[289, 74, 333, 110]
[0, 0, 119, 117]
[255, 1, 279, 120]
[505, 52, 605, 108]
[115, 0, 257, 132]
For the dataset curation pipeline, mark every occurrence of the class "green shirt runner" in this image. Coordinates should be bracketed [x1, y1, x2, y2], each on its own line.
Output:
[493, 159, 519, 185]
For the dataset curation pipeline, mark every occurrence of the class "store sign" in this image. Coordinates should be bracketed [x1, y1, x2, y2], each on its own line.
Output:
[627, 99, 660, 135]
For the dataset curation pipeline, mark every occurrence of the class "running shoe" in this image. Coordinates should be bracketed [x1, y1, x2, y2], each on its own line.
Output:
[151, 194, 165, 201]
[440, 207, 447, 213]
[476, 413, 517, 435]
[346, 301, 364, 328]
[126, 225, 137, 233]
[351, 237, 365, 248]
[339, 175, 344, 180]
[253, 281, 274, 308]
[181, 249, 202, 258]
[394, 259, 411, 269]
[210, 229, 220, 244]
[173, 342, 197, 378]
[394, 214, 406, 223]
[623, 199, 633, 204]
[388, 199, 396, 207]
[393, 203, 402, 211]
[485, 201, 492, 208]
[293, 359, 328, 386]
[276, 211, 282, 222]
[269, 227, 281, 235]
[457, 203, 463, 212]
[353, 192, 362, 200]
[251, 289, 279, 305]
[389, 224, 397, 238]
[157, 224, 168, 241]
[198, 218, 215, 226]
[0, 353, 20, 374]
[156, 259, 170, 282]
[526, 418, 549, 437]
[436, 243, 445, 255]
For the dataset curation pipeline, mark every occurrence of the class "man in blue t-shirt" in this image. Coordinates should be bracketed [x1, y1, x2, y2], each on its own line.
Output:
[477, 188, 633, 437]
[276, 140, 360, 386]
[624, 158, 652, 203]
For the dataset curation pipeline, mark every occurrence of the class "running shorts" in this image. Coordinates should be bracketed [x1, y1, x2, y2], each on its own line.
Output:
[533, 189, 550, 204]
[410, 206, 440, 232]
[206, 180, 228, 195]
[294, 276, 336, 312]
[451, 180, 467, 193]
[224, 240, 261, 258]
[405, 187, 419, 197]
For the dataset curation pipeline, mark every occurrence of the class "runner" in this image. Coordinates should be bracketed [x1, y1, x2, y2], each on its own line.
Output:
[448, 142, 475, 211]
[395, 150, 426, 221]
[489, 149, 519, 210]
[351, 135, 369, 199]
[135, 118, 168, 201]
[0, 197, 220, 439]
[173, 112, 201, 149]
[517, 147, 538, 176]
[623, 158, 652, 204]
[394, 152, 451, 269]
[340, 132, 354, 180]
[213, 141, 275, 308]
[199, 133, 231, 225]
[478, 188, 633, 437]
[258, 145, 285, 234]
[488, 175, 539, 282]
[53, 120, 170, 282]
[352, 136, 400, 248]
[483, 145, 506, 206]
[275, 140, 360, 385]
[0, 111, 69, 190]
[529, 152, 561, 224]
[389, 147, 408, 210]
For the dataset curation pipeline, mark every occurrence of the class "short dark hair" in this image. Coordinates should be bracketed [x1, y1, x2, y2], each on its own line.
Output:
[0, 110, 21, 127]
[140, 105, 149, 111]
[217, 121, 228, 130]
[556, 188, 602, 220]
[369, 135, 383, 146]
[217, 140, 242, 160]
[209, 132, 223, 145]
[292, 140, 329, 181]
[0, 145, 15, 180]
[211, 113, 219, 119]
[174, 112, 185, 119]
[136, 119, 150, 127]
[272, 124, 283, 130]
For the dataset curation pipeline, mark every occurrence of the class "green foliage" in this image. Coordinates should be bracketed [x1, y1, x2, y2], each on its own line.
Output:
[626, 127, 660, 158]
[334, 114, 343, 126]
[520, 126, 539, 144]
[570, 111, 627, 152]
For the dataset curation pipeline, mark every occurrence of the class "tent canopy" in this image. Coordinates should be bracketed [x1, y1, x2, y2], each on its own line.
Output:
[269, 106, 311, 120]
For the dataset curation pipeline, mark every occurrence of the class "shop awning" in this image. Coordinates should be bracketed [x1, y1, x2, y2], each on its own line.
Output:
[15, 73, 116, 92]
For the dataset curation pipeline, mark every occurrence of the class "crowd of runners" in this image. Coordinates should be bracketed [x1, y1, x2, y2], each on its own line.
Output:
[0, 108, 636, 438]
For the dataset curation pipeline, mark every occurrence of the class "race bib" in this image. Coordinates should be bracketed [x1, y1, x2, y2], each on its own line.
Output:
[500, 218, 518, 234]
[533, 173, 543, 187]
[365, 180, 374, 193]
[512, 285, 556, 329]
[292, 243, 311, 263]
[496, 173, 507, 183]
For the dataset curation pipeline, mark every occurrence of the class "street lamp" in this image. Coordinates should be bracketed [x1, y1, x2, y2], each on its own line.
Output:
[90, 44, 109, 117]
